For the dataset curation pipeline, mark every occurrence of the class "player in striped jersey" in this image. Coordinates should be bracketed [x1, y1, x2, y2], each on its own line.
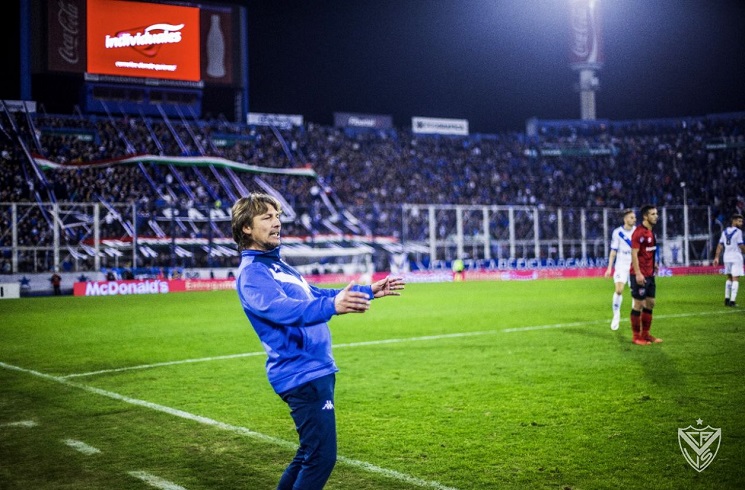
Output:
[604, 209, 636, 330]
[713, 213, 745, 307]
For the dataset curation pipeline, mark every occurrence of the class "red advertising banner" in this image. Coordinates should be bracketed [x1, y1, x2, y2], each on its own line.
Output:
[48, 0, 87, 73]
[71, 266, 719, 297]
[73, 278, 235, 296]
[569, 0, 604, 68]
[87, 0, 201, 82]
[462, 265, 717, 282]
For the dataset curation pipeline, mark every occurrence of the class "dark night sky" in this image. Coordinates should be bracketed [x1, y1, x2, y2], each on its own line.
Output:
[245, 0, 745, 133]
[3, 1, 744, 133]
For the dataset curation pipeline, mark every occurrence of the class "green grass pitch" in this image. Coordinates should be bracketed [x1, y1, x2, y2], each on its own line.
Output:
[1, 275, 743, 489]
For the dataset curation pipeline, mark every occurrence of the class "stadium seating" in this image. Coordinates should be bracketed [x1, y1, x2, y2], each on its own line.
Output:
[1, 106, 743, 274]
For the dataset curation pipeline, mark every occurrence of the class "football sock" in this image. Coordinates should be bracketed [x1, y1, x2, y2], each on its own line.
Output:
[731, 281, 739, 303]
[612, 293, 623, 314]
[641, 307, 653, 334]
[725, 279, 732, 300]
[630, 309, 642, 335]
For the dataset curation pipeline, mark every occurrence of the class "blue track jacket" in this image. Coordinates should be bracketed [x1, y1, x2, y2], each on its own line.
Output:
[236, 247, 374, 395]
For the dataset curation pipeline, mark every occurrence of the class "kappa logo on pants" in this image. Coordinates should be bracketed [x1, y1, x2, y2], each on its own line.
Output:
[322, 400, 334, 411]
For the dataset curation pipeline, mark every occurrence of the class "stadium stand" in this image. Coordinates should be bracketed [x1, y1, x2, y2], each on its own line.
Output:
[1, 104, 744, 276]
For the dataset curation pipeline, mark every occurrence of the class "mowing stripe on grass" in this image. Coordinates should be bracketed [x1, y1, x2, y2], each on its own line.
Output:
[0, 420, 37, 428]
[127, 471, 188, 490]
[63, 438, 101, 455]
[59, 309, 739, 380]
[0, 361, 460, 490]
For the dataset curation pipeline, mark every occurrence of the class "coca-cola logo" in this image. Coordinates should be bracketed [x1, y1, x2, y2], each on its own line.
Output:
[56, 0, 80, 65]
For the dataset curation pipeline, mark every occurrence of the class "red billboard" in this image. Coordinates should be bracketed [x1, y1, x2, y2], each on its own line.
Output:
[86, 0, 201, 82]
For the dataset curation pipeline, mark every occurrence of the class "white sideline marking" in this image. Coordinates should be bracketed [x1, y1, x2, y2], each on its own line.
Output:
[60, 309, 738, 380]
[63, 438, 101, 455]
[0, 361, 460, 490]
[128, 471, 188, 490]
[1, 420, 37, 428]
[59, 351, 267, 379]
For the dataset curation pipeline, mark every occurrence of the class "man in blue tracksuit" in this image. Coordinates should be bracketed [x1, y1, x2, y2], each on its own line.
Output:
[231, 193, 405, 490]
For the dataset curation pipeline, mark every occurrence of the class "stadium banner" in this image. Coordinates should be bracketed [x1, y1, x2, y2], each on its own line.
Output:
[248, 112, 304, 128]
[303, 272, 389, 285]
[1, 100, 37, 113]
[334, 112, 393, 130]
[33, 154, 318, 178]
[569, 0, 604, 69]
[48, 0, 87, 73]
[73, 278, 236, 296]
[0, 283, 21, 299]
[412, 117, 469, 136]
[705, 139, 745, 150]
[9, 264, 723, 296]
[523, 147, 613, 158]
[462, 265, 718, 282]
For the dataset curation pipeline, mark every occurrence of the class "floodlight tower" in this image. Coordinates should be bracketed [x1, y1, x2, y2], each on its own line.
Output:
[569, 0, 604, 120]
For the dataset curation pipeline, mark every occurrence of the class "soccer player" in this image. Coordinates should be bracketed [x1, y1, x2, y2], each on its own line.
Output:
[713, 213, 745, 307]
[604, 208, 636, 330]
[629, 205, 661, 345]
[231, 193, 404, 490]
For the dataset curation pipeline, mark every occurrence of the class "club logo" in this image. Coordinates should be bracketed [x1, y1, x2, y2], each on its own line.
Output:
[678, 419, 721, 472]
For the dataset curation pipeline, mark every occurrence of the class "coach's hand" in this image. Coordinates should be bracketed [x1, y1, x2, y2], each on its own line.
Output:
[371, 276, 405, 298]
[334, 282, 371, 314]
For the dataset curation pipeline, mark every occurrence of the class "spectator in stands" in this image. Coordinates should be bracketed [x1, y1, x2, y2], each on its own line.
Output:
[50, 270, 62, 295]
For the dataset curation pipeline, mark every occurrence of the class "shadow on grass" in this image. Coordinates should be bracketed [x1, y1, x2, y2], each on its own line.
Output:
[615, 333, 685, 389]
[559, 323, 685, 389]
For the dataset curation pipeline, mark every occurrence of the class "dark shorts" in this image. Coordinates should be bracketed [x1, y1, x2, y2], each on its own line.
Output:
[630, 275, 656, 300]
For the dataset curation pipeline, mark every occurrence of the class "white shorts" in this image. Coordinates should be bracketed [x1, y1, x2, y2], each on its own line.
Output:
[613, 267, 630, 285]
[723, 261, 744, 277]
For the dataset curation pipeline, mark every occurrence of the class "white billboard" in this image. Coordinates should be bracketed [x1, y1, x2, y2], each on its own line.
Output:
[247, 112, 304, 129]
[412, 116, 469, 136]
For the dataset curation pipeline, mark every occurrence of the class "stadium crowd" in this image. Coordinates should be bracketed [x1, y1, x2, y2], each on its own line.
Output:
[1, 108, 743, 273]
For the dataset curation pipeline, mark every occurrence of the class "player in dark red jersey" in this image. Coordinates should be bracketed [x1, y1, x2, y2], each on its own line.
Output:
[629, 205, 662, 345]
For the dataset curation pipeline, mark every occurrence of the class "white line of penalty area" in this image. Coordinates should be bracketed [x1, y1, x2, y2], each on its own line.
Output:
[59, 309, 739, 380]
[0, 361, 461, 490]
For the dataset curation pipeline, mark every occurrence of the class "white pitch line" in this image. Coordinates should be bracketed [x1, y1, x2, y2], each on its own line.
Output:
[0, 361, 460, 490]
[63, 438, 101, 455]
[127, 471, 188, 490]
[59, 309, 738, 380]
[59, 351, 267, 379]
[0, 420, 37, 428]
